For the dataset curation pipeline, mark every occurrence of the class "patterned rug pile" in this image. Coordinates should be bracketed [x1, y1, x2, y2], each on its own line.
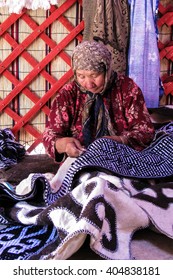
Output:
[0, 128, 25, 169]
[0, 123, 173, 260]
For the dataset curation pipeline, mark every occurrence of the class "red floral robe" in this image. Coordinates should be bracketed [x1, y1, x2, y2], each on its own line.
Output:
[42, 75, 155, 162]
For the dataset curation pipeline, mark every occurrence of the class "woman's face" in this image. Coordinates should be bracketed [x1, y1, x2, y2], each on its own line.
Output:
[76, 70, 105, 94]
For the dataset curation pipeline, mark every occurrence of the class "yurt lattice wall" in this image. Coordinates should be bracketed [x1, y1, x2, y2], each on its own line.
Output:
[158, 0, 173, 105]
[0, 0, 83, 153]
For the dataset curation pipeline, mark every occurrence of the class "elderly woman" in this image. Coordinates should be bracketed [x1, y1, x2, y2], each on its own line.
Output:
[42, 41, 155, 163]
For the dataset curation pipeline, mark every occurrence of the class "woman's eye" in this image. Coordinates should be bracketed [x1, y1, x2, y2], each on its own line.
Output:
[91, 73, 100, 78]
[78, 75, 85, 79]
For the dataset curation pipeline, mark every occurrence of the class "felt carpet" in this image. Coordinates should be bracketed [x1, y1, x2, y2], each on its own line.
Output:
[0, 123, 173, 260]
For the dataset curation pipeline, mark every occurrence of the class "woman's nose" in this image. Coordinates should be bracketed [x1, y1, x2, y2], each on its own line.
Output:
[84, 78, 95, 89]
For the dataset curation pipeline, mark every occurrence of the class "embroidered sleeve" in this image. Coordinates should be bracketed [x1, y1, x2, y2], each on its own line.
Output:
[42, 83, 76, 161]
[119, 77, 155, 150]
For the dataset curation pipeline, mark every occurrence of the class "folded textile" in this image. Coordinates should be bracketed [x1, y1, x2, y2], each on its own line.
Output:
[44, 124, 173, 205]
[1, 171, 173, 260]
[15, 172, 54, 195]
[0, 173, 49, 207]
[0, 123, 173, 260]
[0, 128, 26, 169]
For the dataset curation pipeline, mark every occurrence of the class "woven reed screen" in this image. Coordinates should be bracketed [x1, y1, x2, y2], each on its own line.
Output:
[0, 0, 83, 153]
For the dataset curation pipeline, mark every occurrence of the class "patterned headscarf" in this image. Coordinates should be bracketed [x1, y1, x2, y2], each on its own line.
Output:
[71, 41, 116, 147]
[72, 40, 114, 93]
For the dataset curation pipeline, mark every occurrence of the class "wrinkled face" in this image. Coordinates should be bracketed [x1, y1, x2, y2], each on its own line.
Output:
[76, 70, 105, 94]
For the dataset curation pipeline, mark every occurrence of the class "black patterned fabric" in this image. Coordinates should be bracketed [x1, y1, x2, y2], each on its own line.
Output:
[0, 128, 26, 169]
[0, 174, 49, 208]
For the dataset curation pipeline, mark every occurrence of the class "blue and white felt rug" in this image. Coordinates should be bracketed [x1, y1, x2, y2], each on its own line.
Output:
[0, 123, 173, 260]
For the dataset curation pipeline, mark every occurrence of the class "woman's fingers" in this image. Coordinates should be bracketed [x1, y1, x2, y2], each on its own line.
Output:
[55, 137, 86, 157]
[66, 140, 86, 157]
[73, 138, 86, 151]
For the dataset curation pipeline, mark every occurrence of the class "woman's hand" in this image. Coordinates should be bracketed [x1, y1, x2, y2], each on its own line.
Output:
[55, 137, 86, 158]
